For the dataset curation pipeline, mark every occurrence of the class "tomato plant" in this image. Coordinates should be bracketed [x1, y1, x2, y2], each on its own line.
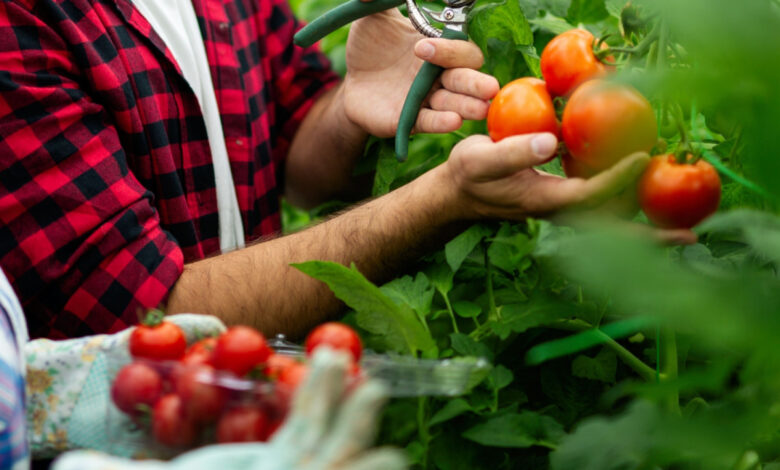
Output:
[129, 310, 187, 361]
[638, 154, 721, 228]
[212, 326, 272, 377]
[541, 28, 612, 97]
[486, 77, 558, 142]
[305, 322, 363, 362]
[110, 362, 163, 416]
[561, 80, 657, 171]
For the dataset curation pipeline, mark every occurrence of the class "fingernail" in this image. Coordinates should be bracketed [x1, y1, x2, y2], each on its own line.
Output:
[530, 133, 557, 160]
[417, 41, 435, 59]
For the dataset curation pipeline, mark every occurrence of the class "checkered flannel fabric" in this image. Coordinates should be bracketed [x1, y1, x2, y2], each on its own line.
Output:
[0, 0, 339, 338]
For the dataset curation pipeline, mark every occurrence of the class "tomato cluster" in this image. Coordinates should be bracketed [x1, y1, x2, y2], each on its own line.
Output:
[485, 28, 721, 229]
[111, 317, 363, 449]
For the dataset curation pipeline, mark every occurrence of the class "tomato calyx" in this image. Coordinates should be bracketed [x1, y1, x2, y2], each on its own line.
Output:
[138, 308, 166, 327]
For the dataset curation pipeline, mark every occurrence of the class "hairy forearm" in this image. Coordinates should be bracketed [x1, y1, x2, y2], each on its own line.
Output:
[285, 84, 370, 208]
[167, 165, 465, 338]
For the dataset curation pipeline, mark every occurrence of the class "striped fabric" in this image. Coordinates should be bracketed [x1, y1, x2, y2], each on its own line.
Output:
[0, 300, 28, 469]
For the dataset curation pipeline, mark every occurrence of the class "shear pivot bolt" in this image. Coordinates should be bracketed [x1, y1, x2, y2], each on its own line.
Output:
[443, 9, 454, 20]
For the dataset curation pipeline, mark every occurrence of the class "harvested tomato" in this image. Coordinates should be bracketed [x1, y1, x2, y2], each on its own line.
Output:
[180, 337, 217, 367]
[216, 406, 269, 443]
[263, 354, 298, 380]
[562, 80, 657, 172]
[175, 364, 227, 423]
[638, 154, 721, 228]
[541, 29, 612, 97]
[305, 322, 363, 362]
[129, 310, 186, 361]
[110, 362, 163, 416]
[278, 362, 309, 390]
[212, 326, 272, 377]
[152, 394, 197, 447]
[486, 77, 558, 142]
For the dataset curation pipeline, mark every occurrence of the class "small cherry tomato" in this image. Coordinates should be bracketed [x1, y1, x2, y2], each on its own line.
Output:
[541, 29, 612, 97]
[129, 310, 187, 361]
[216, 406, 269, 443]
[180, 337, 217, 368]
[638, 154, 721, 228]
[174, 364, 227, 423]
[152, 394, 197, 447]
[562, 80, 657, 171]
[278, 362, 309, 390]
[263, 353, 298, 380]
[305, 322, 363, 362]
[212, 326, 272, 377]
[486, 77, 559, 143]
[110, 362, 163, 416]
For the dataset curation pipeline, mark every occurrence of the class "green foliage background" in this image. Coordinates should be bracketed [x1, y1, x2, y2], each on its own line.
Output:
[286, 0, 780, 469]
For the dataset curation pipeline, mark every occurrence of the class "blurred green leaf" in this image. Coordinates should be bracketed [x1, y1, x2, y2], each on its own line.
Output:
[566, 0, 609, 24]
[430, 398, 474, 426]
[445, 224, 494, 273]
[450, 333, 494, 361]
[462, 411, 565, 448]
[572, 348, 617, 383]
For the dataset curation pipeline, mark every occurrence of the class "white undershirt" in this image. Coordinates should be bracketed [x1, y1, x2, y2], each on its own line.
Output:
[132, 0, 246, 253]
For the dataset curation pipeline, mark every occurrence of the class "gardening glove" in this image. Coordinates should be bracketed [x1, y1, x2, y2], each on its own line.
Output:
[50, 348, 408, 470]
[25, 313, 226, 458]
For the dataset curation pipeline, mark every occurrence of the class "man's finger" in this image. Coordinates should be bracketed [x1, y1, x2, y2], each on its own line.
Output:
[441, 68, 500, 100]
[452, 133, 558, 181]
[428, 88, 490, 120]
[413, 108, 462, 134]
[414, 38, 484, 70]
[576, 153, 650, 209]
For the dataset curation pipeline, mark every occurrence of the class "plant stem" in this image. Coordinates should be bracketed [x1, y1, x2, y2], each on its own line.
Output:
[484, 247, 500, 321]
[417, 396, 431, 468]
[660, 326, 680, 414]
[441, 291, 460, 334]
[551, 319, 659, 382]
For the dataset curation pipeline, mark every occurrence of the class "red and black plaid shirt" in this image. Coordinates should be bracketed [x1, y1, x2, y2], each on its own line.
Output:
[0, 0, 339, 338]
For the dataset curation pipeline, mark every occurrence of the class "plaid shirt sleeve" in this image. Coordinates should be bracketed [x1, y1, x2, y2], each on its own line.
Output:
[0, 0, 184, 339]
[265, 0, 341, 163]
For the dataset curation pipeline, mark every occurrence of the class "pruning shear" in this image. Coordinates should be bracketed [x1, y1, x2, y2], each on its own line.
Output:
[294, 0, 474, 161]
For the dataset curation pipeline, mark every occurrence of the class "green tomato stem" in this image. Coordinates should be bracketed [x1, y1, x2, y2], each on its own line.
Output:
[660, 326, 681, 414]
[441, 291, 460, 334]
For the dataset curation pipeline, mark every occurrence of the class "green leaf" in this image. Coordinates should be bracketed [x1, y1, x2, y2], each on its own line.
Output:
[428, 259, 455, 296]
[381, 273, 434, 320]
[293, 261, 436, 357]
[450, 333, 494, 361]
[488, 364, 514, 390]
[489, 301, 570, 340]
[445, 224, 494, 273]
[371, 139, 400, 197]
[488, 223, 536, 274]
[429, 398, 473, 427]
[529, 12, 575, 35]
[566, 0, 609, 24]
[462, 411, 565, 448]
[604, 0, 623, 17]
[452, 300, 481, 318]
[469, 0, 533, 53]
[572, 348, 617, 383]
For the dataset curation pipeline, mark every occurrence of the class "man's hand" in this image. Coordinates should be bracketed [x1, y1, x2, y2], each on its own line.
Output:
[439, 133, 650, 220]
[341, 9, 499, 137]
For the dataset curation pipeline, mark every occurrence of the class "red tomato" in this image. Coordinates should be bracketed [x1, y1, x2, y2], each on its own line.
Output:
[560, 152, 599, 179]
[180, 337, 217, 367]
[638, 154, 721, 228]
[486, 77, 559, 142]
[305, 322, 363, 362]
[562, 80, 657, 171]
[541, 29, 612, 97]
[110, 362, 163, 416]
[216, 407, 269, 443]
[152, 394, 197, 447]
[263, 354, 298, 380]
[278, 362, 309, 390]
[129, 312, 187, 361]
[174, 364, 227, 422]
[212, 326, 272, 377]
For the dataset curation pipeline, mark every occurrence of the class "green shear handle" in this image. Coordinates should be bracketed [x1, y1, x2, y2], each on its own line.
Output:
[294, 0, 405, 48]
[294, 0, 472, 161]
